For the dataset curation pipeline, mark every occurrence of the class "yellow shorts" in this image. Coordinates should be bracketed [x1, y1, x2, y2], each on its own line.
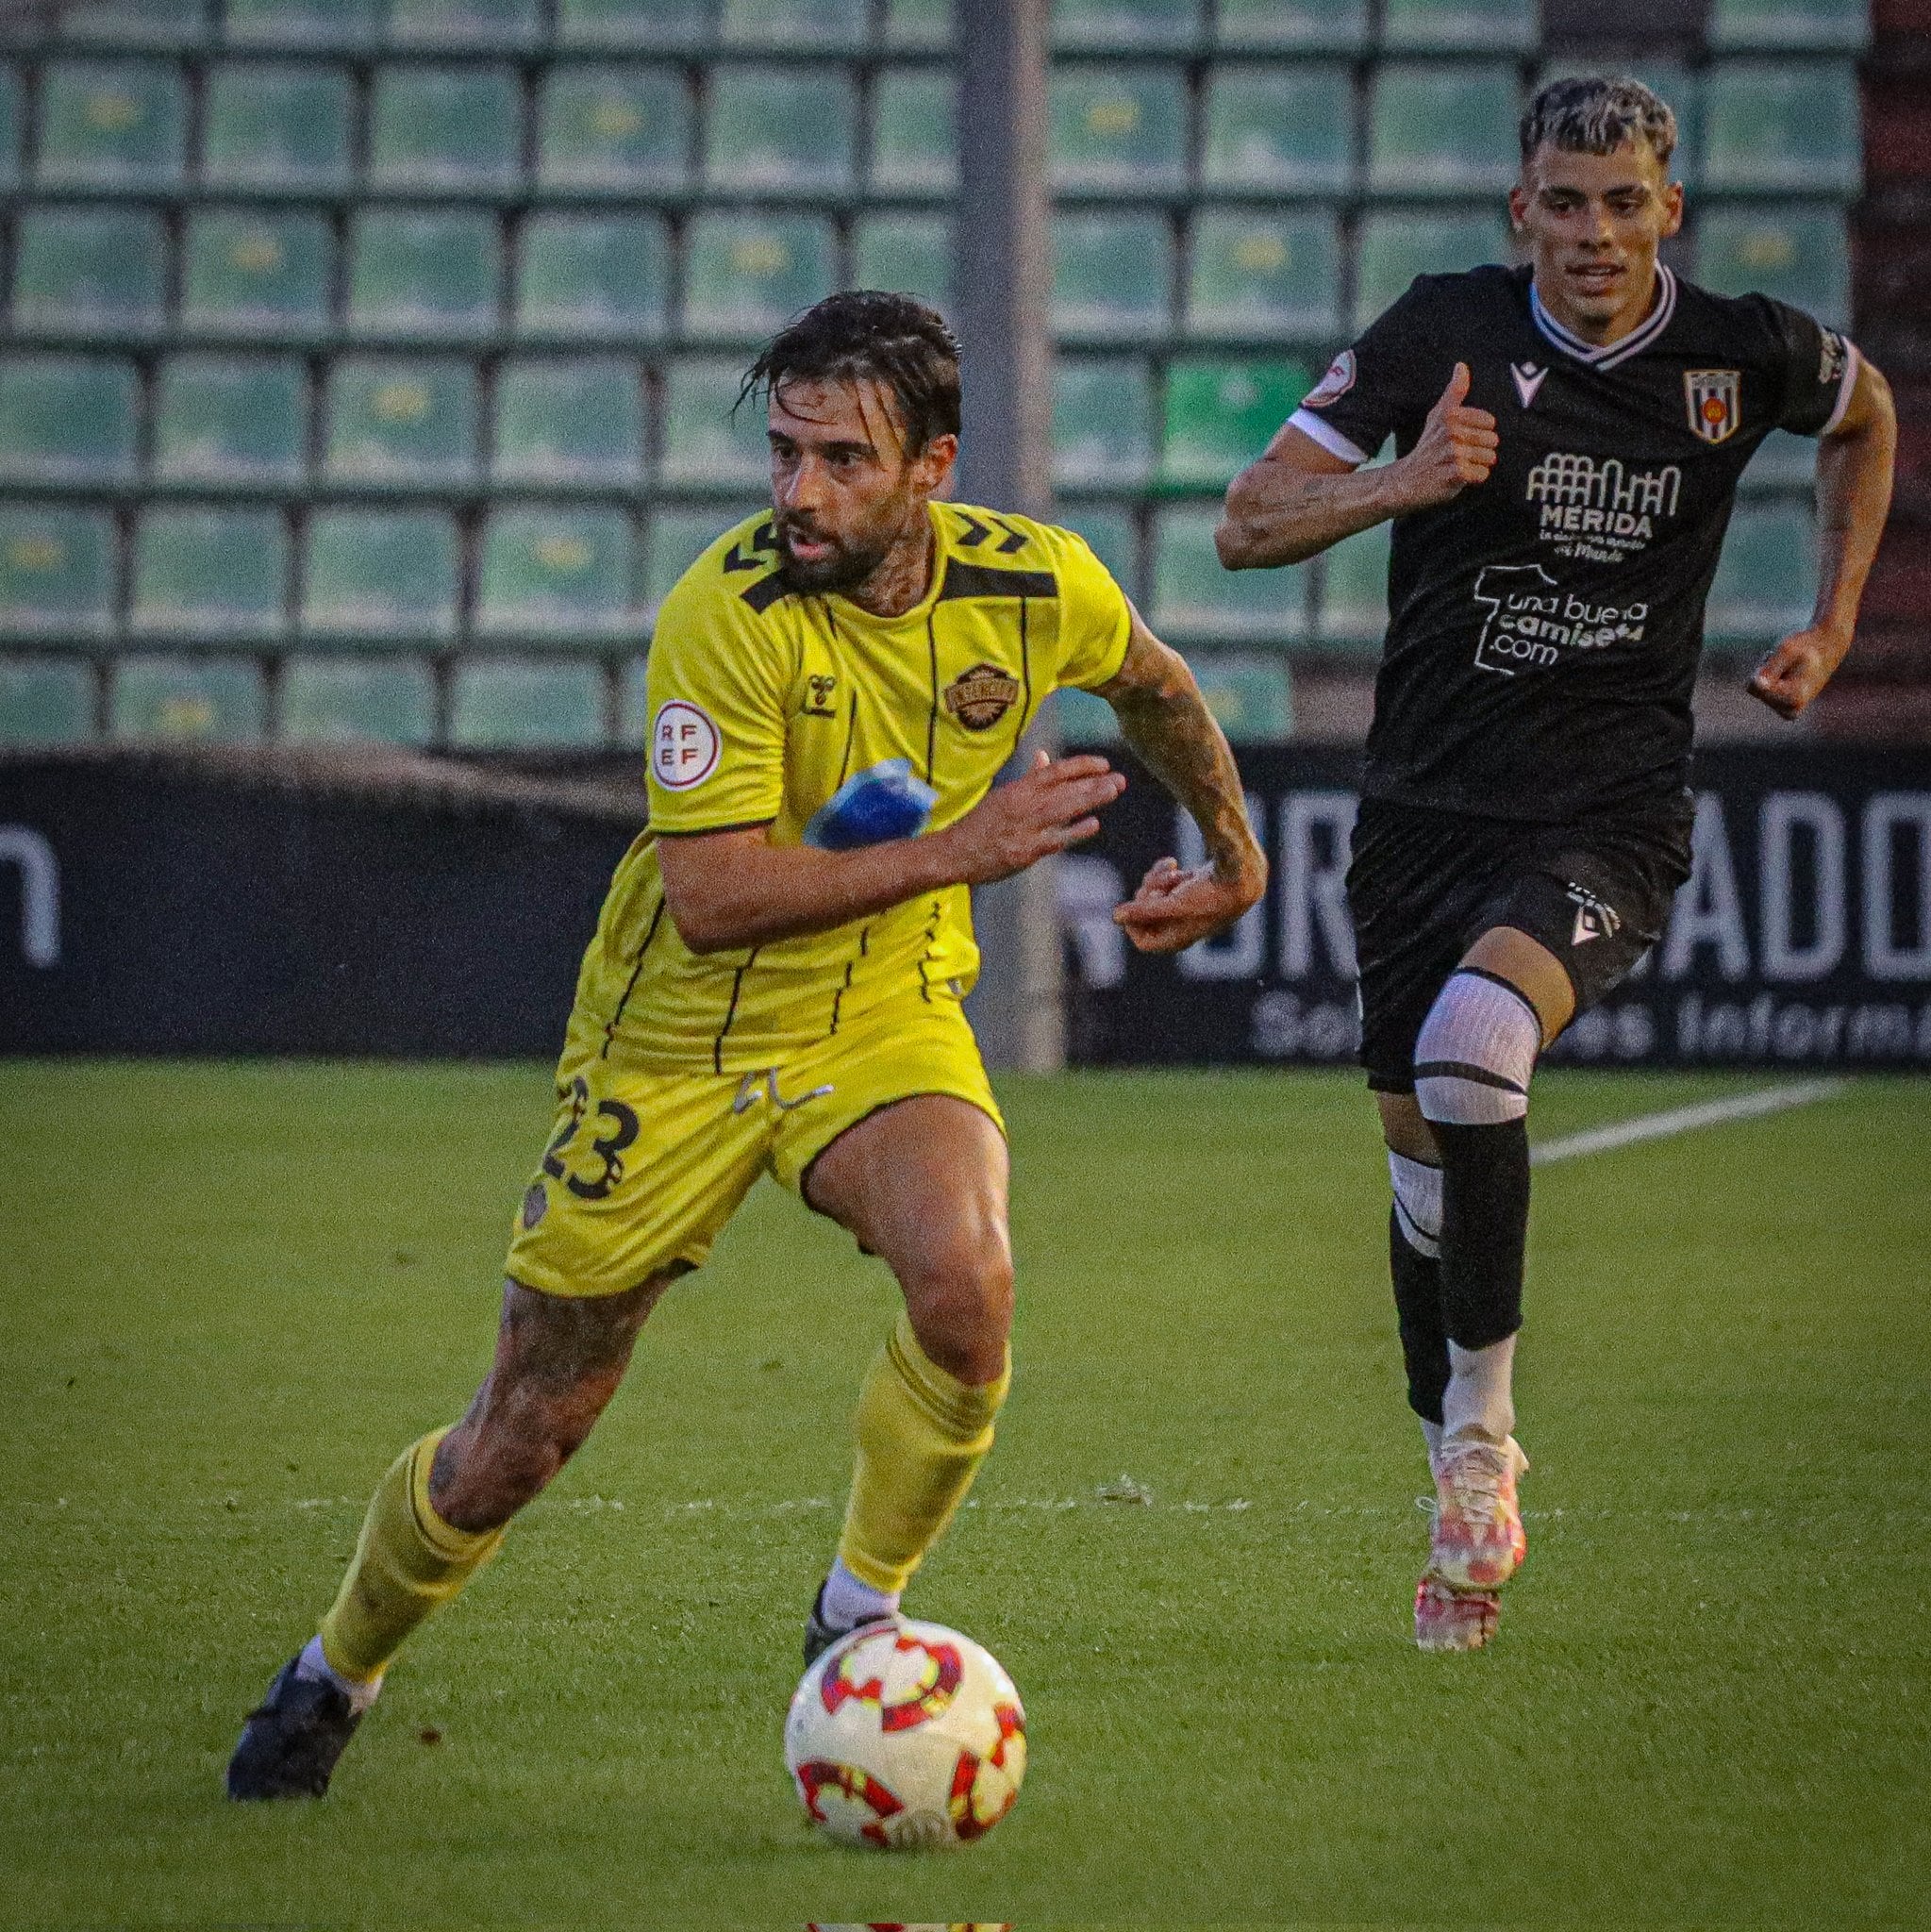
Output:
[503, 993, 1003, 1299]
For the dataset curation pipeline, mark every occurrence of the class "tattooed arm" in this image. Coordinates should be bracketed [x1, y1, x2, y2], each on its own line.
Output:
[1091, 605, 1268, 955]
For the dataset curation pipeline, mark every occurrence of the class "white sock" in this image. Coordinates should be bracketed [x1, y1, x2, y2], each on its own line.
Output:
[1419, 1416, 1444, 1467]
[1442, 1335, 1517, 1446]
[820, 1557, 900, 1633]
[296, 1633, 382, 1713]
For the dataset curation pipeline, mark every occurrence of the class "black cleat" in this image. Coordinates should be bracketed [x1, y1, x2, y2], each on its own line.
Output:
[225, 1657, 365, 1801]
[802, 1584, 894, 1670]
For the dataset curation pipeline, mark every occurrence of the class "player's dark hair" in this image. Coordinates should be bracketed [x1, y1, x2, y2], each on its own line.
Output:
[1519, 75, 1678, 172]
[738, 291, 963, 457]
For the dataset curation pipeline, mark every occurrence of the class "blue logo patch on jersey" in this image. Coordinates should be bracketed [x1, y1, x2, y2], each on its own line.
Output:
[804, 758, 938, 851]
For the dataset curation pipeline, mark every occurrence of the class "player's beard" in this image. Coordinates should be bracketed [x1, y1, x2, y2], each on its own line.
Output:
[773, 518, 894, 596]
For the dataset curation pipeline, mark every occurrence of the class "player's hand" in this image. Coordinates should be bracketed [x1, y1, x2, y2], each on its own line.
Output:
[934, 749, 1125, 886]
[1747, 624, 1851, 720]
[1111, 853, 1266, 956]
[1391, 362, 1498, 511]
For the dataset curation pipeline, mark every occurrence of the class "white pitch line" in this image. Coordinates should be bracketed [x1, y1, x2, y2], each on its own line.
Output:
[1530, 1077, 1847, 1166]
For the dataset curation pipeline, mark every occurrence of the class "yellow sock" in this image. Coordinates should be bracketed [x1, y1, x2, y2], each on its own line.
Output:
[837, 1314, 1010, 1597]
[317, 1428, 505, 1684]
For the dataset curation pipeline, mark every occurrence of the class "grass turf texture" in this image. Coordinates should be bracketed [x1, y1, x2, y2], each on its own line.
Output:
[2, 1061, 1927, 1926]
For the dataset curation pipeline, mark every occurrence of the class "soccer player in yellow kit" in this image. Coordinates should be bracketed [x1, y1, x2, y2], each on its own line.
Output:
[228, 291, 1267, 1799]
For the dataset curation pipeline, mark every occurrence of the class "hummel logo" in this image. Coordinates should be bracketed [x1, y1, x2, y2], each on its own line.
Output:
[1566, 882, 1622, 947]
[1511, 361, 1547, 408]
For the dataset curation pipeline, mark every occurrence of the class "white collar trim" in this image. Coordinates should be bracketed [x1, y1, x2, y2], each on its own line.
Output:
[1531, 266, 1677, 371]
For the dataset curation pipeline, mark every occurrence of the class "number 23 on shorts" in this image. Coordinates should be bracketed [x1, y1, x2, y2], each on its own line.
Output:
[540, 1074, 641, 1202]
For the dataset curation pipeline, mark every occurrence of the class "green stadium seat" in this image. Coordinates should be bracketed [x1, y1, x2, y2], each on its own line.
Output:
[323, 356, 478, 484]
[872, 68, 957, 194]
[200, 61, 354, 191]
[644, 505, 760, 613]
[1369, 64, 1520, 195]
[449, 658, 608, 746]
[1185, 210, 1340, 340]
[1056, 503, 1139, 599]
[1381, 0, 1534, 53]
[180, 208, 333, 337]
[278, 657, 436, 744]
[347, 210, 501, 339]
[0, 65, 19, 190]
[721, 0, 869, 48]
[475, 507, 639, 641]
[57, 1, 211, 47]
[1315, 519, 1390, 652]
[1697, 208, 1850, 325]
[223, 0, 379, 48]
[514, 213, 670, 341]
[111, 658, 266, 742]
[35, 58, 187, 188]
[10, 208, 167, 337]
[1161, 357, 1307, 489]
[1199, 64, 1353, 193]
[0, 658, 95, 745]
[130, 506, 289, 639]
[0, 356, 139, 483]
[1354, 211, 1511, 329]
[152, 354, 308, 485]
[1054, 358, 1155, 489]
[0, 507, 116, 641]
[492, 358, 645, 488]
[884, 0, 951, 48]
[555, 0, 709, 48]
[1707, 502, 1814, 643]
[537, 65, 690, 192]
[1053, 0, 1202, 49]
[1054, 212, 1173, 338]
[1212, 0, 1366, 51]
[682, 214, 837, 340]
[1049, 65, 1188, 192]
[1192, 654, 1292, 742]
[1708, 0, 1869, 52]
[300, 508, 460, 641]
[386, 0, 543, 48]
[852, 214, 953, 313]
[704, 65, 856, 192]
[1151, 504, 1307, 642]
[1703, 60, 1861, 196]
[658, 358, 771, 489]
[368, 65, 523, 192]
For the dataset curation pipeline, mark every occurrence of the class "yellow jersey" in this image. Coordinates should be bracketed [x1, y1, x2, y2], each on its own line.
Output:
[564, 501, 1133, 1074]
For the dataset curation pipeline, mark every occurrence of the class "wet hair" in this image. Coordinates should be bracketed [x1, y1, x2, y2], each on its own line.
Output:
[738, 290, 963, 457]
[1519, 75, 1678, 173]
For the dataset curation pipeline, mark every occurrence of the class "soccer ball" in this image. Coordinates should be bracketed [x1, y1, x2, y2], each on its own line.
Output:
[784, 1621, 1027, 1851]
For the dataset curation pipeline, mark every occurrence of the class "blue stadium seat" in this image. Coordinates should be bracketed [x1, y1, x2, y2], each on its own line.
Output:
[1053, 357, 1156, 488]
[200, 61, 355, 192]
[1697, 207, 1850, 325]
[278, 657, 437, 744]
[347, 209, 502, 339]
[152, 355, 308, 485]
[1191, 654, 1292, 741]
[1707, 501, 1815, 643]
[492, 358, 646, 488]
[367, 64, 523, 192]
[223, 0, 379, 48]
[0, 507, 117, 641]
[1053, 212, 1174, 339]
[55, 1, 211, 47]
[681, 214, 837, 340]
[537, 64, 690, 192]
[704, 64, 857, 192]
[1049, 64, 1189, 192]
[10, 208, 168, 338]
[721, 0, 869, 49]
[323, 356, 479, 485]
[1315, 521, 1390, 653]
[0, 657, 96, 745]
[872, 67, 957, 194]
[514, 213, 670, 341]
[1707, 0, 1870, 53]
[852, 214, 954, 314]
[301, 508, 461, 642]
[130, 506, 289, 640]
[111, 658, 267, 742]
[181, 208, 334, 338]
[884, 0, 952, 48]
[449, 658, 608, 747]
[1199, 63, 1353, 193]
[35, 58, 187, 189]
[0, 356, 140, 483]
[555, 0, 709, 48]
[474, 507, 640, 641]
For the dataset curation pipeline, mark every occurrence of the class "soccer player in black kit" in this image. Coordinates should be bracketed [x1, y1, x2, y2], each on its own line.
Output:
[1213, 76, 1896, 1650]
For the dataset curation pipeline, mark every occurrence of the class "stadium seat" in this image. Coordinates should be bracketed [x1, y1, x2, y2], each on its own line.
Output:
[0, 507, 116, 641]
[1052, 0, 1202, 50]
[1369, 64, 1519, 196]
[386, 0, 543, 48]
[323, 356, 479, 485]
[0, 658, 95, 745]
[704, 66, 856, 192]
[152, 354, 308, 485]
[658, 358, 771, 489]
[300, 508, 460, 641]
[367, 65, 523, 192]
[1697, 208, 1850, 325]
[1707, 0, 1870, 52]
[1744, 429, 1818, 491]
[1707, 502, 1814, 643]
[537, 65, 690, 192]
[1315, 519, 1390, 652]
[0, 356, 139, 483]
[884, 0, 952, 48]
[1199, 63, 1353, 193]
[130, 506, 289, 639]
[200, 61, 354, 192]
[1056, 502, 1139, 600]
[871, 68, 957, 194]
[1192, 654, 1292, 741]
[1053, 358, 1155, 488]
[34, 58, 187, 189]
[0, 65, 18, 190]
[347, 209, 501, 339]
[514, 213, 670, 341]
[555, 0, 709, 48]
[1053, 212, 1173, 339]
[278, 656, 436, 744]
[1049, 65, 1188, 192]
[1702, 60, 1861, 195]
[1212, 0, 1366, 51]
[1151, 504, 1307, 641]
[682, 214, 837, 340]
[1381, 0, 1534, 53]
[111, 658, 267, 741]
[180, 208, 333, 337]
[644, 505, 761, 613]
[1161, 356, 1307, 488]
[492, 358, 645, 488]
[852, 214, 953, 313]
[10, 208, 168, 337]
[56, 1, 211, 47]
[1185, 210, 1341, 341]
[222, 0, 379, 48]
[475, 507, 639, 641]
[616, 655, 650, 741]
[449, 658, 608, 746]
[1354, 211, 1511, 330]
[1051, 686, 1122, 742]
[720, 0, 869, 48]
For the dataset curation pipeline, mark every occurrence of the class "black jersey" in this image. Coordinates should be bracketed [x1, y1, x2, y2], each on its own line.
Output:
[1291, 262, 1856, 823]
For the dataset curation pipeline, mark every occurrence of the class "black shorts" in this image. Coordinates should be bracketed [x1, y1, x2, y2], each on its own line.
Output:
[1345, 795, 1694, 1093]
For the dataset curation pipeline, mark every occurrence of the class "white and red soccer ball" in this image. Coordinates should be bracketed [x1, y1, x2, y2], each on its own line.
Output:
[785, 1621, 1027, 1851]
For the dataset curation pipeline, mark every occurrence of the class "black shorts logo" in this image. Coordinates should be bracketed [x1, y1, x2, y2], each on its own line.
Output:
[1566, 882, 1623, 947]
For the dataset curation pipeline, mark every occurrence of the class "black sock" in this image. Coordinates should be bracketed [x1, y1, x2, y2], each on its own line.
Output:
[1431, 1118, 1530, 1350]
[1389, 1207, 1450, 1425]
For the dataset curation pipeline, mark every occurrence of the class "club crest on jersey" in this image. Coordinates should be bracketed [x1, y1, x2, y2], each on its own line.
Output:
[943, 661, 1021, 731]
[1684, 369, 1741, 444]
[1566, 882, 1623, 947]
[1302, 349, 1356, 409]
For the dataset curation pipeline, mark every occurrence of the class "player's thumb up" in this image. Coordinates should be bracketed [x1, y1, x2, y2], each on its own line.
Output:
[1435, 361, 1472, 416]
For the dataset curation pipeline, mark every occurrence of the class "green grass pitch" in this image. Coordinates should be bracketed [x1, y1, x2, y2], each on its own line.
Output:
[2, 1060, 1928, 1925]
